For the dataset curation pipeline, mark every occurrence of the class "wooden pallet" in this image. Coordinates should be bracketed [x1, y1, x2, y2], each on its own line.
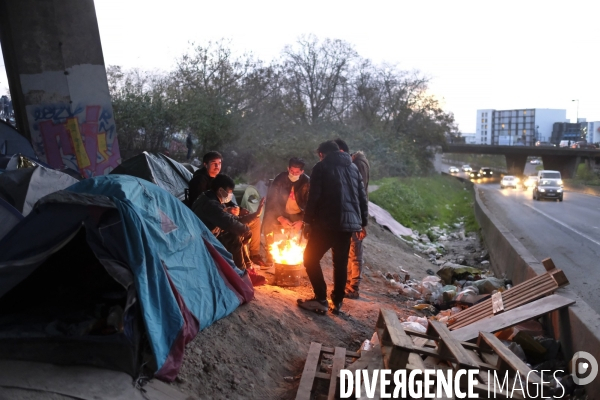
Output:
[375, 308, 551, 398]
[448, 258, 569, 330]
[295, 342, 360, 400]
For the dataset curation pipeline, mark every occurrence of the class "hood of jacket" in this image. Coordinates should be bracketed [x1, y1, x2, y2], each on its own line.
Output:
[352, 151, 368, 164]
[323, 151, 352, 167]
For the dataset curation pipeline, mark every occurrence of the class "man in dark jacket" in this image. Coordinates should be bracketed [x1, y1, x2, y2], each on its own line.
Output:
[334, 139, 370, 299]
[188, 151, 222, 206]
[263, 157, 310, 264]
[193, 174, 265, 281]
[189, 151, 264, 266]
[298, 141, 368, 314]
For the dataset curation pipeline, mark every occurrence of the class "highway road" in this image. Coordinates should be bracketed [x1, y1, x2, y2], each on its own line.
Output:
[436, 156, 600, 314]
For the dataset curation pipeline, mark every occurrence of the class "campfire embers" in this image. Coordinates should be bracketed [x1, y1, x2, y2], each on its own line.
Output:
[269, 230, 306, 287]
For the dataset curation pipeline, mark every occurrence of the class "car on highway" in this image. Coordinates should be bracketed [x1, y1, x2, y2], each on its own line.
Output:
[461, 165, 472, 172]
[529, 159, 541, 164]
[523, 175, 539, 189]
[533, 179, 563, 201]
[479, 167, 493, 177]
[500, 175, 519, 189]
[537, 170, 562, 186]
[469, 170, 481, 179]
[448, 166, 459, 174]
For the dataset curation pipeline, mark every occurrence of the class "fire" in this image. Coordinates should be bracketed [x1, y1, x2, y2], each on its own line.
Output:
[269, 230, 306, 265]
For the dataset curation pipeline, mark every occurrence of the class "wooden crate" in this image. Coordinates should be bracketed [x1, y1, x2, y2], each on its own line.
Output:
[295, 342, 360, 400]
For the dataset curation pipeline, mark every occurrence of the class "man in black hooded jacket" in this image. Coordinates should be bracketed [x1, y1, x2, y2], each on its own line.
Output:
[298, 141, 368, 314]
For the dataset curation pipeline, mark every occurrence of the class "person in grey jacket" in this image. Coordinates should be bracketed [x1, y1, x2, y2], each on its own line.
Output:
[298, 140, 368, 314]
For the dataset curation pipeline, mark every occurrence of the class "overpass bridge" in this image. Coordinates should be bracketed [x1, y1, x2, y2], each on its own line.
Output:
[444, 144, 600, 178]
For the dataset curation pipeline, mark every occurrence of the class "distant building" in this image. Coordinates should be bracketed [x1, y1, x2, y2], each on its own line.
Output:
[551, 121, 586, 145]
[460, 133, 477, 144]
[586, 121, 600, 145]
[476, 108, 566, 146]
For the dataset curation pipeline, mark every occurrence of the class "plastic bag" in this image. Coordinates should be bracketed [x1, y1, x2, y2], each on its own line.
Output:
[407, 316, 429, 329]
[401, 321, 427, 333]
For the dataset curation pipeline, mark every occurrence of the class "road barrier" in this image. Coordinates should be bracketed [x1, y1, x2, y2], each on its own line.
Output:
[442, 172, 600, 394]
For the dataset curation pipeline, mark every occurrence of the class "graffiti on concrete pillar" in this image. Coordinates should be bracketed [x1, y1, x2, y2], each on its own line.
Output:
[28, 103, 121, 177]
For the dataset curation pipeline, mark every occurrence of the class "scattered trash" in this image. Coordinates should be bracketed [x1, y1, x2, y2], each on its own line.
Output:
[401, 321, 427, 333]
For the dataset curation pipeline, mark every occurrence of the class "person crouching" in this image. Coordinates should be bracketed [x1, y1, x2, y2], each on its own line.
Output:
[193, 174, 266, 285]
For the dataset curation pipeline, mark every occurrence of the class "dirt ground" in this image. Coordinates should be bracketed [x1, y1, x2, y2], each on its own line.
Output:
[170, 218, 483, 400]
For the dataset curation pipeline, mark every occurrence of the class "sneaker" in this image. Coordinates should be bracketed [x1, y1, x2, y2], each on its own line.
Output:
[297, 298, 328, 314]
[329, 299, 343, 314]
[250, 255, 267, 267]
[247, 267, 267, 286]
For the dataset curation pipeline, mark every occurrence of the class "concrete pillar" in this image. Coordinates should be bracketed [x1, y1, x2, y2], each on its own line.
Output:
[0, 0, 120, 177]
[540, 155, 581, 179]
[504, 154, 528, 177]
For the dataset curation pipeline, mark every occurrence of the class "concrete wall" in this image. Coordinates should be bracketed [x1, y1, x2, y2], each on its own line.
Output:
[472, 185, 600, 395]
[0, 0, 120, 177]
[587, 121, 600, 145]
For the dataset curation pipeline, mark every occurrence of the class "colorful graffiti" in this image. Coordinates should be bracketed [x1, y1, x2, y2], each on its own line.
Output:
[29, 104, 121, 177]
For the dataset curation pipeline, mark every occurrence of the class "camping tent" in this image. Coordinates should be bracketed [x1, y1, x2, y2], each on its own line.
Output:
[0, 197, 23, 241]
[0, 120, 36, 159]
[110, 152, 192, 201]
[0, 175, 253, 381]
[0, 165, 79, 217]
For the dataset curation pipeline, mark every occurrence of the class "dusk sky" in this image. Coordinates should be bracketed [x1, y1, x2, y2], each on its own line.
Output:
[1, 0, 599, 133]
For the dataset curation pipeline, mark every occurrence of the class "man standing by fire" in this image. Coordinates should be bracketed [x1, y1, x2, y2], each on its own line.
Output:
[334, 139, 370, 299]
[298, 141, 368, 314]
[263, 157, 310, 267]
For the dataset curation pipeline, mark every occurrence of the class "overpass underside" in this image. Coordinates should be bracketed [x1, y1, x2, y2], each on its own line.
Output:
[505, 154, 581, 178]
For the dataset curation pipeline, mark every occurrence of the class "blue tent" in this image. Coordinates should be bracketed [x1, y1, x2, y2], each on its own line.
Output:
[0, 175, 253, 381]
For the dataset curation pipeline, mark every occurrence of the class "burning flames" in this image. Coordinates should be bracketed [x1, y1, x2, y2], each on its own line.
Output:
[269, 230, 306, 265]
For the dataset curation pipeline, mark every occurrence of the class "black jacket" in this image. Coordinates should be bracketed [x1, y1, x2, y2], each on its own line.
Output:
[304, 152, 368, 232]
[192, 190, 249, 237]
[265, 171, 310, 219]
[188, 167, 212, 207]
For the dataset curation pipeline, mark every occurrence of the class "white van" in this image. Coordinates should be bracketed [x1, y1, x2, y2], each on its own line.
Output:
[537, 170, 562, 185]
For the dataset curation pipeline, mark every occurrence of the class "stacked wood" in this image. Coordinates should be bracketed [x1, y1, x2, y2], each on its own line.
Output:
[448, 258, 568, 330]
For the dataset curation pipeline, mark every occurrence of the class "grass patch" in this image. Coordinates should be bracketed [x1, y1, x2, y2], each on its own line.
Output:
[574, 163, 600, 186]
[369, 175, 478, 233]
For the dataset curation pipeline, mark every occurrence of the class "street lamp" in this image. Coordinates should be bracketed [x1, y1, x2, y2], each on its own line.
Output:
[572, 99, 580, 140]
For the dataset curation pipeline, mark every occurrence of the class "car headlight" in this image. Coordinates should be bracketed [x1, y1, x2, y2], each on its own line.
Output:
[557, 179, 563, 185]
[557, 189, 563, 192]
[490, 172, 493, 174]
[540, 188, 546, 192]
[515, 178, 520, 182]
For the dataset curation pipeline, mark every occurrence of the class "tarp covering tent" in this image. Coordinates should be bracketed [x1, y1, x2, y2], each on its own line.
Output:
[0, 120, 36, 159]
[0, 175, 253, 381]
[0, 197, 23, 241]
[110, 152, 192, 201]
[0, 165, 79, 216]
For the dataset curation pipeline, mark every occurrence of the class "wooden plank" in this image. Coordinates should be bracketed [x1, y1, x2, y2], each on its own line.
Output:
[478, 332, 544, 386]
[428, 320, 479, 369]
[541, 257, 556, 272]
[295, 342, 322, 400]
[322, 346, 360, 359]
[550, 270, 569, 287]
[327, 347, 346, 400]
[450, 279, 559, 329]
[492, 292, 504, 314]
[378, 309, 414, 350]
[451, 294, 575, 342]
